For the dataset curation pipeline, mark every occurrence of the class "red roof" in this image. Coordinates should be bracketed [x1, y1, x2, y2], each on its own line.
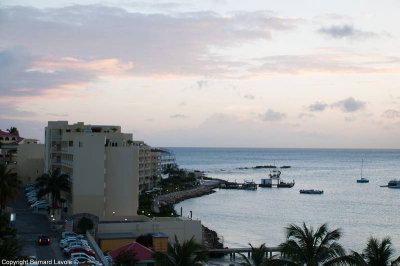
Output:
[0, 130, 24, 142]
[109, 242, 154, 261]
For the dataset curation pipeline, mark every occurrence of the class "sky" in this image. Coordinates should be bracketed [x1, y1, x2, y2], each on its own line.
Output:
[1, 0, 400, 148]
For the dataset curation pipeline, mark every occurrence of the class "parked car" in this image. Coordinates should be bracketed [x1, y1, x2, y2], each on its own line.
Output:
[31, 202, 50, 208]
[70, 252, 96, 261]
[62, 232, 80, 239]
[68, 247, 95, 257]
[30, 201, 49, 208]
[69, 257, 102, 266]
[38, 235, 50, 245]
[64, 244, 91, 254]
[60, 238, 87, 248]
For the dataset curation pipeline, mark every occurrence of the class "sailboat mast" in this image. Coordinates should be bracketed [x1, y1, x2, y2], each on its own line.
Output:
[361, 159, 363, 178]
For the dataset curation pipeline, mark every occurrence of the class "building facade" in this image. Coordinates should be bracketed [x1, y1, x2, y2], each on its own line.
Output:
[44, 121, 161, 220]
[16, 140, 45, 185]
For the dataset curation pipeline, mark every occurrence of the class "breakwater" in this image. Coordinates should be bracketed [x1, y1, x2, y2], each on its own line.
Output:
[159, 181, 220, 206]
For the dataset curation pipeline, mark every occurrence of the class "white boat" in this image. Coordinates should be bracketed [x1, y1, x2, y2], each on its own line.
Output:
[356, 159, 369, 183]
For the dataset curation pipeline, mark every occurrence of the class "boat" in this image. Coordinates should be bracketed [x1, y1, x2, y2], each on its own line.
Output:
[259, 168, 295, 188]
[381, 179, 400, 188]
[300, 189, 323, 194]
[242, 180, 257, 190]
[356, 159, 369, 183]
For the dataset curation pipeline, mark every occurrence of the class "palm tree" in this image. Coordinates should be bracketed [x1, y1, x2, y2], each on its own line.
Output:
[153, 235, 208, 266]
[0, 163, 20, 211]
[35, 169, 71, 212]
[351, 237, 394, 266]
[7, 127, 19, 136]
[278, 223, 347, 266]
[0, 212, 21, 259]
[239, 243, 280, 266]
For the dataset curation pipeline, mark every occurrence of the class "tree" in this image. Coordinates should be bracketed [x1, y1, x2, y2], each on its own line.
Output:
[7, 127, 19, 136]
[153, 235, 208, 266]
[35, 169, 71, 212]
[350, 237, 394, 266]
[278, 223, 347, 266]
[0, 163, 20, 211]
[0, 212, 21, 259]
[114, 249, 137, 266]
[77, 217, 94, 234]
[239, 243, 280, 266]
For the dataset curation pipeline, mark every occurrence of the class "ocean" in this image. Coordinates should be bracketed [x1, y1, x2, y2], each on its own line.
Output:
[170, 147, 400, 253]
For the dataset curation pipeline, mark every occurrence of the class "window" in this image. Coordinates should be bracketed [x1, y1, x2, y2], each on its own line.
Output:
[79, 141, 83, 147]
[69, 141, 73, 147]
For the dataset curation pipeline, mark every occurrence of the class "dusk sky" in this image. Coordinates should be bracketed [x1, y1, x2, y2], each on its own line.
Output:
[1, 0, 400, 148]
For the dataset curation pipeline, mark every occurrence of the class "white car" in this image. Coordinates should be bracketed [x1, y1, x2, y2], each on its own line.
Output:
[69, 258, 102, 266]
[60, 239, 88, 248]
[60, 236, 85, 244]
[31, 203, 51, 210]
[64, 243, 91, 254]
[30, 201, 49, 208]
[62, 232, 80, 239]
[70, 252, 96, 261]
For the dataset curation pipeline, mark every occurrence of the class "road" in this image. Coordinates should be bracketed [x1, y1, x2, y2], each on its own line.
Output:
[9, 188, 65, 262]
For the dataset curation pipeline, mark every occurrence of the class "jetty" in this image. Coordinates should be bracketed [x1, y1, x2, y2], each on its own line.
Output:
[208, 246, 280, 260]
[219, 180, 257, 190]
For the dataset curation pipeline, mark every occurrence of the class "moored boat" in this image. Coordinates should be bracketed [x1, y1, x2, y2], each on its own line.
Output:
[242, 180, 257, 190]
[356, 159, 369, 183]
[386, 179, 400, 188]
[259, 167, 294, 188]
[300, 189, 323, 194]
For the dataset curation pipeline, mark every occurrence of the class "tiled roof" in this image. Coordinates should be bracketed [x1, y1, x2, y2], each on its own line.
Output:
[0, 130, 24, 142]
[109, 242, 154, 261]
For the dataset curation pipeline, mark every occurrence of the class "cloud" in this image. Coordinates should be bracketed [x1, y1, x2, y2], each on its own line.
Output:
[317, 24, 377, 39]
[309, 102, 328, 112]
[170, 114, 187, 119]
[382, 109, 400, 119]
[0, 102, 35, 118]
[254, 53, 400, 75]
[298, 112, 315, 119]
[332, 97, 366, 112]
[243, 94, 255, 100]
[0, 47, 99, 101]
[0, 5, 300, 85]
[260, 109, 286, 121]
[46, 113, 68, 117]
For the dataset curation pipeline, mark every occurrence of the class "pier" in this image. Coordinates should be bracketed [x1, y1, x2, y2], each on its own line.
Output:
[208, 246, 280, 260]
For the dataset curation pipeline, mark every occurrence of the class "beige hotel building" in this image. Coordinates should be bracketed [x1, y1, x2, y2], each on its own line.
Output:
[44, 121, 161, 220]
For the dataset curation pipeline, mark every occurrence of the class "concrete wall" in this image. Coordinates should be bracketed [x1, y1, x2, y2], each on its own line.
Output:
[99, 238, 136, 252]
[17, 143, 45, 185]
[72, 135, 106, 217]
[105, 147, 139, 217]
[98, 217, 202, 245]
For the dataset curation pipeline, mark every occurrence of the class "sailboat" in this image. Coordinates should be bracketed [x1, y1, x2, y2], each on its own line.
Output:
[356, 159, 369, 183]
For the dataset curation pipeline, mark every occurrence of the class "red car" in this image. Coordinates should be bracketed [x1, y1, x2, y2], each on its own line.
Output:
[38, 235, 50, 245]
[68, 247, 95, 257]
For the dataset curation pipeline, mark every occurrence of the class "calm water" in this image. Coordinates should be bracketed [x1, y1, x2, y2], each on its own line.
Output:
[170, 148, 400, 252]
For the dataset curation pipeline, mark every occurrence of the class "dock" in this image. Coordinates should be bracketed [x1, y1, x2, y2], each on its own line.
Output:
[208, 246, 280, 260]
[219, 181, 257, 190]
